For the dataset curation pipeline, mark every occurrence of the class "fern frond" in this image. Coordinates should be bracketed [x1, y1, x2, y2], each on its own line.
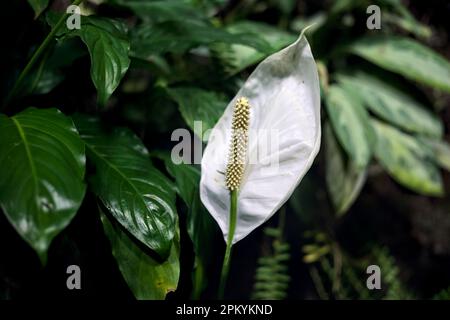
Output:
[432, 286, 450, 300]
[251, 227, 290, 300]
[371, 247, 415, 300]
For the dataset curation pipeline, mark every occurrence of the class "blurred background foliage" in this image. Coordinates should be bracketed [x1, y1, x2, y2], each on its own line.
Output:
[1, 0, 450, 300]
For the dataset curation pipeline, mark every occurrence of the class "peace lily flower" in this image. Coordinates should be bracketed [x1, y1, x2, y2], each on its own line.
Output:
[200, 31, 321, 296]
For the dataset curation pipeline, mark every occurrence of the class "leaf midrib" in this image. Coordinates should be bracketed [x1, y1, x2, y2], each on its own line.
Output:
[12, 118, 39, 202]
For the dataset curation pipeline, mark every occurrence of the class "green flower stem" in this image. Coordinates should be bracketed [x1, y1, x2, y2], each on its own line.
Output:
[2, 0, 83, 110]
[218, 189, 238, 299]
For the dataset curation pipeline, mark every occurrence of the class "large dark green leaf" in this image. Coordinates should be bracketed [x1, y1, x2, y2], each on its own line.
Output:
[167, 87, 227, 141]
[0, 108, 86, 262]
[27, 0, 49, 18]
[372, 120, 443, 196]
[73, 115, 176, 258]
[324, 122, 366, 216]
[337, 72, 443, 137]
[350, 36, 450, 93]
[100, 207, 179, 300]
[325, 85, 376, 168]
[77, 17, 130, 106]
[51, 16, 131, 106]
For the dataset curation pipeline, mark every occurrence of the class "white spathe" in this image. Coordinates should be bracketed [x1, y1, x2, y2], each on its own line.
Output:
[200, 33, 321, 244]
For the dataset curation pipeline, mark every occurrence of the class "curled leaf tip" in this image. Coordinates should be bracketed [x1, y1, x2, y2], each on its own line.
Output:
[225, 97, 250, 191]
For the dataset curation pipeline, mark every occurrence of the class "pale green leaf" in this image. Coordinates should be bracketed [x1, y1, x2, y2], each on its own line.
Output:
[350, 36, 450, 92]
[325, 84, 376, 168]
[372, 119, 443, 196]
[420, 137, 450, 172]
[337, 72, 443, 137]
[324, 122, 366, 216]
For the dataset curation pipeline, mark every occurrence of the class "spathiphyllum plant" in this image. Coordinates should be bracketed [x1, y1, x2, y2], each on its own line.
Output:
[200, 32, 321, 296]
[3, 0, 450, 301]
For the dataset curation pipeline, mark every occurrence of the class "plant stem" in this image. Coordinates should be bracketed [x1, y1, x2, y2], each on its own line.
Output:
[2, 0, 83, 110]
[191, 257, 205, 300]
[218, 189, 238, 299]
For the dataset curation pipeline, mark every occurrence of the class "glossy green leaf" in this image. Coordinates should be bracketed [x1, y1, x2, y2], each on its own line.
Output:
[27, 0, 49, 18]
[325, 85, 376, 168]
[100, 207, 179, 300]
[73, 115, 176, 258]
[0, 108, 86, 262]
[52, 16, 131, 106]
[214, 21, 296, 75]
[350, 36, 450, 93]
[324, 122, 366, 216]
[372, 119, 443, 196]
[337, 72, 443, 137]
[420, 137, 450, 172]
[77, 17, 130, 106]
[167, 87, 227, 141]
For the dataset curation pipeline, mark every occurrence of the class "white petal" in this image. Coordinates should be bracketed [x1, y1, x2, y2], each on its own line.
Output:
[200, 34, 321, 244]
